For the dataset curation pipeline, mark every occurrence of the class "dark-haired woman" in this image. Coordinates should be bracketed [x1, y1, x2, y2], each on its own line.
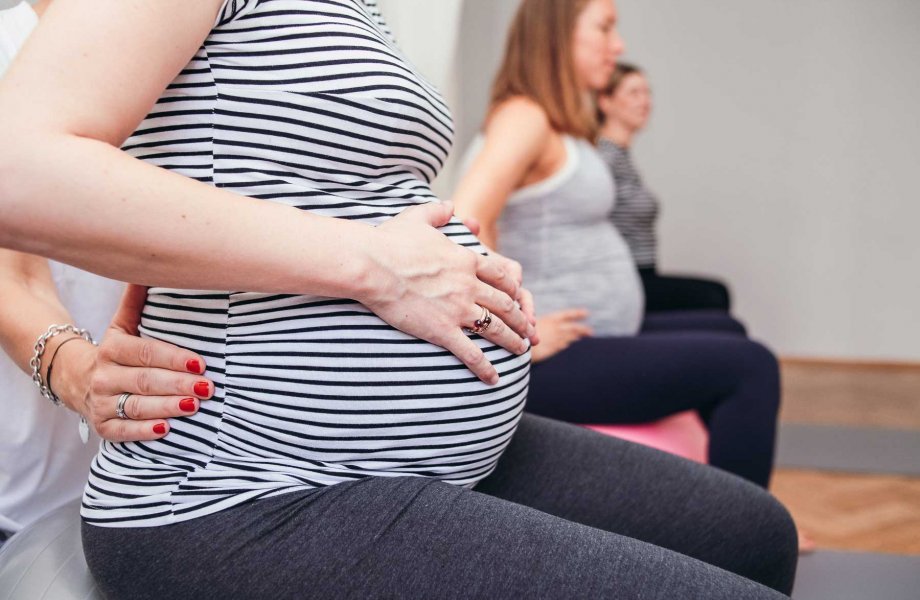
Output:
[598, 62, 734, 313]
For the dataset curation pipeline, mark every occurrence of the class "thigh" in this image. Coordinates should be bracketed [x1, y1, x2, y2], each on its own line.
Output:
[83, 476, 787, 600]
[476, 414, 798, 595]
[641, 271, 731, 312]
[527, 334, 755, 423]
[642, 309, 748, 336]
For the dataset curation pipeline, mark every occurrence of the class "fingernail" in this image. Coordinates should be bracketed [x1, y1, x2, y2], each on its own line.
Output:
[489, 374, 500, 385]
[179, 398, 197, 412]
[186, 359, 203, 374]
[153, 423, 167, 435]
[194, 381, 210, 397]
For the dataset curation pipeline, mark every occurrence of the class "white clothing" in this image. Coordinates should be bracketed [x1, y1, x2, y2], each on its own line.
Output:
[0, 1, 124, 533]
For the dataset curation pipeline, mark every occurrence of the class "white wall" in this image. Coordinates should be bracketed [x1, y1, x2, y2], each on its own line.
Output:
[376, 0, 463, 97]
[612, 0, 920, 361]
[376, 0, 465, 195]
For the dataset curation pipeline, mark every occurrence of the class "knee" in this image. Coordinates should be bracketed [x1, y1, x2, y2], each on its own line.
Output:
[714, 281, 731, 310]
[744, 341, 780, 383]
[707, 480, 798, 594]
[746, 490, 799, 594]
[700, 279, 731, 310]
[688, 473, 798, 594]
[759, 490, 798, 552]
[739, 341, 782, 412]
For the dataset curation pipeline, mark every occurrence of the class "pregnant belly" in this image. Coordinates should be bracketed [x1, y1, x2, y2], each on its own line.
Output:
[139, 289, 530, 487]
[532, 254, 644, 338]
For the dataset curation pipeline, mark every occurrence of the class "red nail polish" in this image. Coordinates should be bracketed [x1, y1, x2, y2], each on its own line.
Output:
[194, 381, 210, 397]
[186, 359, 202, 374]
[180, 398, 196, 412]
[153, 423, 167, 435]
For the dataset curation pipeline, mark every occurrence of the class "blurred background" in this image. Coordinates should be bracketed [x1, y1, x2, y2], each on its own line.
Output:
[377, 0, 920, 598]
[380, 0, 920, 363]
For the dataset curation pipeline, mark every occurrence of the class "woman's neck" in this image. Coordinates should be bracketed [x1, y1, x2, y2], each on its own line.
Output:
[599, 120, 634, 148]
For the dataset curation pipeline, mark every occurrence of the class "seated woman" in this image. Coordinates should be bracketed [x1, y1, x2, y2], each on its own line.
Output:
[453, 1, 782, 490]
[0, 0, 797, 596]
[598, 62, 734, 313]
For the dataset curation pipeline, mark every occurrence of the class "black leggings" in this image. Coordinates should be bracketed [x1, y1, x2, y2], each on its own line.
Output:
[640, 267, 732, 312]
[527, 330, 780, 487]
[83, 414, 797, 599]
[642, 308, 748, 336]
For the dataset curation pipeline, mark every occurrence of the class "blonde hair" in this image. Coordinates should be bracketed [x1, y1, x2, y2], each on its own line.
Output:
[490, 0, 597, 140]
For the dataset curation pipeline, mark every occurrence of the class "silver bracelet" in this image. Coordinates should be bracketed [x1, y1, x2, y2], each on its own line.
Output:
[30, 324, 96, 407]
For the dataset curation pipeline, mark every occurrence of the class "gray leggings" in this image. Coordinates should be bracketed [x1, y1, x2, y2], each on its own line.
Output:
[82, 414, 797, 599]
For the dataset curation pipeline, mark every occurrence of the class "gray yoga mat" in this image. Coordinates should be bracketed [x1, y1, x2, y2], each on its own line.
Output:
[794, 550, 920, 600]
[776, 424, 920, 476]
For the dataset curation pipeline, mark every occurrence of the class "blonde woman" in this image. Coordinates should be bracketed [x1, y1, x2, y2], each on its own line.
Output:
[454, 0, 787, 495]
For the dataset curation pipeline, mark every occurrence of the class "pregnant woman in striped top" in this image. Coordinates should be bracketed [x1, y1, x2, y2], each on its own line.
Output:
[0, 0, 795, 597]
[597, 62, 735, 313]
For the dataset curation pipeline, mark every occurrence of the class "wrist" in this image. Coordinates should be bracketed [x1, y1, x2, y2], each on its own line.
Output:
[346, 225, 400, 308]
[48, 339, 97, 414]
[29, 324, 94, 406]
[37, 333, 78, 381]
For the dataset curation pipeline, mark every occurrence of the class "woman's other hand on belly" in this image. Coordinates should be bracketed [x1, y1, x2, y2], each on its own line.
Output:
[531, 309, 593, 363]
[355, 202, 537, 385]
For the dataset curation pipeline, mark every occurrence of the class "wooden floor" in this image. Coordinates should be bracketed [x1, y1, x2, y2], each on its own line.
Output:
[779, 360, 920, 431]
[771, 360, 920, 555]
[773, 469, 920, 555]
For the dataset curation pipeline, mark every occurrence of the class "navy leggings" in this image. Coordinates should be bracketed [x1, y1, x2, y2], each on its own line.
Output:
[527, 325, 780, 487]
[642, 308, 748, 336]
[640, 267, 732, 312]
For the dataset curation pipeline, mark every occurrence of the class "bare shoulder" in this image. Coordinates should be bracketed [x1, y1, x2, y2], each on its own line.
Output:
[486, 96, 552, 140]
[483, 96, 553, 159]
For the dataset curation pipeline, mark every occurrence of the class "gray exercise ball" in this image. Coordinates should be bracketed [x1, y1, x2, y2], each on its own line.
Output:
[0, 499, 101, 599]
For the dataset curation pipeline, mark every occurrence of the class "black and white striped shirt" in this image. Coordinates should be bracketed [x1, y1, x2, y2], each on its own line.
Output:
[82, 0, 530, 528]
[597, 138, 660, 269]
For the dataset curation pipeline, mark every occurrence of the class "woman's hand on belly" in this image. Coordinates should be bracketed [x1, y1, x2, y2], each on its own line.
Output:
[55, 285, 213, 442]
[531, 309, 593, 363]
[356, 202, 536, 385]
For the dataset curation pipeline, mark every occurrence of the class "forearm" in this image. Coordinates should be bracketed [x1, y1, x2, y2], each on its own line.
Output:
[0, 251, 74, 373]
[476, 224, 499, 253]
[0, 250, 95, 409]
[0, 133, 380, 299]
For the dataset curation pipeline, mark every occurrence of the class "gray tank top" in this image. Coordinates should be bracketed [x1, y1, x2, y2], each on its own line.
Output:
[478, 135, 644, 336]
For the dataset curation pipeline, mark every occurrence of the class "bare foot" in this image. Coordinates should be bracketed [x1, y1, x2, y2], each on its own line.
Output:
[798, 530, 817, 554]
